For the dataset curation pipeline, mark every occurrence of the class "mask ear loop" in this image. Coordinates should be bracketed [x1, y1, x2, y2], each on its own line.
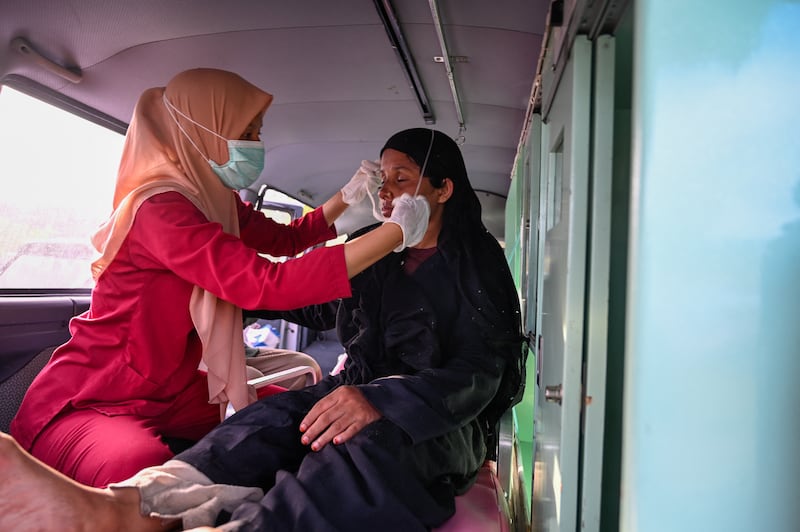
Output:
[163, 93, 217, 163]
[414, 129, 435, 198]
[369, 173, 386, 222]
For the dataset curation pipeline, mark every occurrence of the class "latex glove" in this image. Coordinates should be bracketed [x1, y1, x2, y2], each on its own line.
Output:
[341, 160, 381, 205]
[385, 193, 430, 252]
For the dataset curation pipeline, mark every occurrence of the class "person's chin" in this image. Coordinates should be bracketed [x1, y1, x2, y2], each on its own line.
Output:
[381, 208, 393, 218]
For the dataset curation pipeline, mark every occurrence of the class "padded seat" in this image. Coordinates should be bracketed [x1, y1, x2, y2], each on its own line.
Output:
[0, 347, 56, 433]
[433, 461, 511, 532]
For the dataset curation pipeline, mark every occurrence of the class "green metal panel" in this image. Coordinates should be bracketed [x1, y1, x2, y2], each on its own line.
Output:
[506, 125, 535, 530]
[505, 162, 523, 285]
[622, 1, 800, 531]
[517, 115, 543, 522]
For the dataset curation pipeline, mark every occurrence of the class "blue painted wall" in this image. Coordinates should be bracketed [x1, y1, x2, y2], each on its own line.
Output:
[622, 1, 800, 530]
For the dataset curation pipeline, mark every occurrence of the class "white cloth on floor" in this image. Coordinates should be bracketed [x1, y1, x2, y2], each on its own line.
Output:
[109, 459, 263, 530]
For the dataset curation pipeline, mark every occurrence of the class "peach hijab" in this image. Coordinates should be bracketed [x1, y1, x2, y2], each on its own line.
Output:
[91, 68, 273, 415]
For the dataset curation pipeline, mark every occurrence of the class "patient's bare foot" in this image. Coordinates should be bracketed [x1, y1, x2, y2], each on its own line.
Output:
[0, 432, 167, 532]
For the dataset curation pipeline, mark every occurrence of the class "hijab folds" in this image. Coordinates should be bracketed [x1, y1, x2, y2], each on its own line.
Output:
[91, 68, 273, 415]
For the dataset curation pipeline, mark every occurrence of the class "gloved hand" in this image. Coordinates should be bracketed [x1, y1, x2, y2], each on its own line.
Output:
[341, 160, 381, 205]
[385, 193, 430, 252]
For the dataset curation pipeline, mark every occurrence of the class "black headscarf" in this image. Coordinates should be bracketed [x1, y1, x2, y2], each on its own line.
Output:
[382, 128, 527, 431]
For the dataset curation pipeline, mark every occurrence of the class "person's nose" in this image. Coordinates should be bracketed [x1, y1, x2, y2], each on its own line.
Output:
[378, 180, 395, 201]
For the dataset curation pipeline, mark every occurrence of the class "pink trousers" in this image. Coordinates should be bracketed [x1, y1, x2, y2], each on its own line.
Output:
[30, 376, 282, 488]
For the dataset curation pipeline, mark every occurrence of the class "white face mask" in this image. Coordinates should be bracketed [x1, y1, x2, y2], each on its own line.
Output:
[163, 94, 265, 189]
[371, 129, 434, 222]
[207, 140, 265, 190]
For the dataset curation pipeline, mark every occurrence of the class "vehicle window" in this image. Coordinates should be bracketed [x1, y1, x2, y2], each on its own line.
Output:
[253, 188, 346, 264]
[0, 86, 124, 290]
[258, 189, 345, 247]
[260, 188, 307, 225]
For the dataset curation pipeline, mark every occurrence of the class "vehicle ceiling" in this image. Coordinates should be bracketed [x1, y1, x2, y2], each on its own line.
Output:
[0, 0, 548, 240]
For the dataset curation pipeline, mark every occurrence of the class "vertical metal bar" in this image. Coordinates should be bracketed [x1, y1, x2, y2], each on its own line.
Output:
[428, 0, 465, 136]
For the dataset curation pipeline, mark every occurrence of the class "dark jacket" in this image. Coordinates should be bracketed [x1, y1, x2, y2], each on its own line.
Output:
[251, 244, 514, 487]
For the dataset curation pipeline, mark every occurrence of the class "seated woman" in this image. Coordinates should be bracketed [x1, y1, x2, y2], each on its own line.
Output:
[0, 128, 525, 532]
[8, 69, 429, 489]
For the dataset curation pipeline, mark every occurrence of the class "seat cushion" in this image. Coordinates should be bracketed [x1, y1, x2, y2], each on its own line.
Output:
[433, 461, 510, 532]
[0, 347, 56, 433]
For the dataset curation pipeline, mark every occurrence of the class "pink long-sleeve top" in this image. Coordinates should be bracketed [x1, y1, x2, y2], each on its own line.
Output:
[10, 191, 351, 450]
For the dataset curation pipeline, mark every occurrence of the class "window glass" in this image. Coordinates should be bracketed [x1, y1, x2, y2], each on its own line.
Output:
[260, 188, 307, 225]
[0, 86, 124, 289]
[255, 188, 315, 263]
[260, 188, 347, 247]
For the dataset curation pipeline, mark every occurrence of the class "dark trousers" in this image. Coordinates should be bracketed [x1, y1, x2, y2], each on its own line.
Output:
[176, 383, 482, 531]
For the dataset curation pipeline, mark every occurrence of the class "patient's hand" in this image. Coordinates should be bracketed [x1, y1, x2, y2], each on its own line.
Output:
[298, 385, 381, 451]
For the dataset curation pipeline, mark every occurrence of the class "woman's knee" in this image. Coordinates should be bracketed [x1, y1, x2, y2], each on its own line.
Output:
[32, 412, 173, 487]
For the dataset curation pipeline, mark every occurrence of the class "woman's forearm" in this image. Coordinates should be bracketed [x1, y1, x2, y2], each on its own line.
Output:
[342, 223, 402, 278]
[321, 192, 349, 227]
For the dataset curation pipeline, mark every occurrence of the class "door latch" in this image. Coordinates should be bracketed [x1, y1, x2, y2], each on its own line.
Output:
[544, 383, 563, 405]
